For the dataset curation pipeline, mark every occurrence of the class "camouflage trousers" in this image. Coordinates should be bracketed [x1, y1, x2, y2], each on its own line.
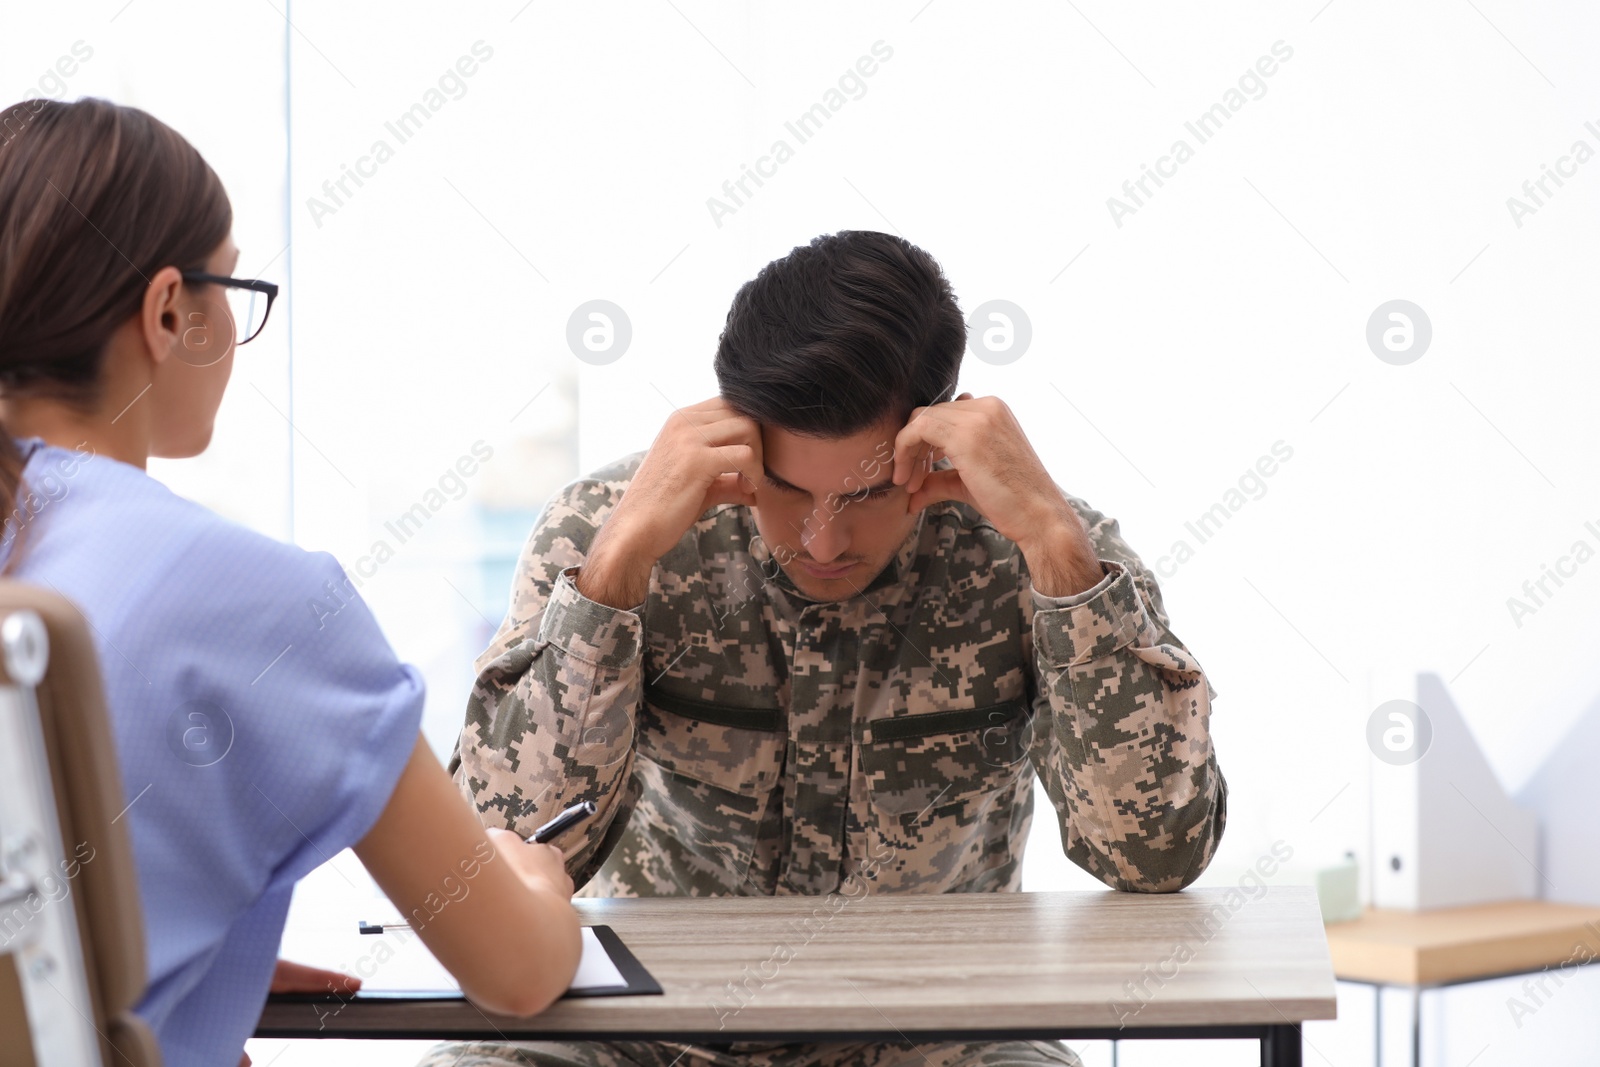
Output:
[415, 1038, 1085, 1067]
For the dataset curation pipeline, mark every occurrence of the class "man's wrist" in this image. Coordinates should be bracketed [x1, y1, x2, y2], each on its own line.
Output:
[1017, 504, 1103, 598]
[576, 519, 654, 609]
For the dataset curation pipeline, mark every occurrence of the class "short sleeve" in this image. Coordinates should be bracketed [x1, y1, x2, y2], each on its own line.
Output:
[128, 527, 424, 913]
[238, 551, 425, 888]
[8, 444, 428, 1064]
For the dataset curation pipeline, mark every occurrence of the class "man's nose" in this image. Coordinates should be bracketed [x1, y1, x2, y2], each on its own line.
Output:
[800, 511, 850, 563]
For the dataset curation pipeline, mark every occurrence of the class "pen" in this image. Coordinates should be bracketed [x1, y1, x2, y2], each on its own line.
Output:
[528, 800, 597, 844]
[358, 802, 596, 934]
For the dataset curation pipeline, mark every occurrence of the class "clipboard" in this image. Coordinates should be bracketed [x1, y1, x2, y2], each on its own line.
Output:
[565, 925, 662, 999]
[316, 923, 662, 1001]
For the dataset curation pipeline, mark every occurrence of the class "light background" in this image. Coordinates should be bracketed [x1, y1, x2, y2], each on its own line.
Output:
[5, 1, 1599, 1064]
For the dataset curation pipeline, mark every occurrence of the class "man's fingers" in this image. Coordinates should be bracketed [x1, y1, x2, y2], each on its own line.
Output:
[907, 468, 970, 515]
[702, 409, 762, 437]
[682, 395, 739, 416]
[906, 444, 934, 496]
[701, 443, 758, 481]
[893, 412, 961, 489]
[675, 410, 759, 447]
[703, 471, 758, 510]
[892, 418, 937, 486]
[666, 396, 759, 440]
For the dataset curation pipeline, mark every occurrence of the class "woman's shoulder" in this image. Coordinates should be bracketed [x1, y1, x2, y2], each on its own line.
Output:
[17, 440, 346, 620]
[17, 439, 420, 732]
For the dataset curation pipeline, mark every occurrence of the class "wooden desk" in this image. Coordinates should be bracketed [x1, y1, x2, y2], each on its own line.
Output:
[1323, 900, 1600, 1067]
[258, 886, 1335, 1065]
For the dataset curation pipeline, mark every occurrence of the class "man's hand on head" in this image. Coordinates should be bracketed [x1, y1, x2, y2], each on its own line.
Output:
[578, 396, 761, 609]
[891, 393, 1104, 597]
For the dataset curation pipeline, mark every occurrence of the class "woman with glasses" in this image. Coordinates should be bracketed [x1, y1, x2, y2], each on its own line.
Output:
[0, 97, 581, 1067]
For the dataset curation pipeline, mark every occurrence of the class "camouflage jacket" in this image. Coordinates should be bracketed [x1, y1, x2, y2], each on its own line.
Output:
[449, 452, 1226, 897]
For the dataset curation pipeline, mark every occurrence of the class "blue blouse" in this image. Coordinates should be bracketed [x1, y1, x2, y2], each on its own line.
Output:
[4, 439, 424, 1066]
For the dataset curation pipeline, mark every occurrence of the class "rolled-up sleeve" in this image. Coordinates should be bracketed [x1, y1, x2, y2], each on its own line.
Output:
[1023, 499, 1227, 893]
[449, 468, 646, 888]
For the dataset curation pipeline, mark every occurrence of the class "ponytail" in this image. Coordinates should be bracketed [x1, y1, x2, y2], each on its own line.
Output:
[0, 97, 231, 568]
[0, 431, 23, 572]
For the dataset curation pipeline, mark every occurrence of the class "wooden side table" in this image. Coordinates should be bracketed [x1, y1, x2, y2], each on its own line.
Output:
[1324, 900, 1600, 1066]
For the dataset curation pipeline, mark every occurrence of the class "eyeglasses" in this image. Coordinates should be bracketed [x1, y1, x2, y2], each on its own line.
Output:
[180, 272, 279, 346]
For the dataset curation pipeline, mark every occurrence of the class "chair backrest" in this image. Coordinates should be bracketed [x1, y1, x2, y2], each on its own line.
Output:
[0, 583, 160, 1067]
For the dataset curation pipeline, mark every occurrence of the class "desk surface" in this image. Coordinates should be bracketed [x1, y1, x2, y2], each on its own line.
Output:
[1325, 899, 1600, 986]
[258, 886, 1336, 1041]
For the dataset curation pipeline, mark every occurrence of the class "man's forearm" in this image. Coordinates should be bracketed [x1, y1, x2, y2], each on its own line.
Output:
[1017, 502, 1104, 597]
[575, 518, 655, 609]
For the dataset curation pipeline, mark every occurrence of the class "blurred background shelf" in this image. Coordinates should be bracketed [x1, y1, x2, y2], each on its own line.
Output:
[1326, 900, 1600, 987]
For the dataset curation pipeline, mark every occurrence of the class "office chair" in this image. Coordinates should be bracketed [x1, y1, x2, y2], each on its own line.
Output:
[0, 584, 160, 1067]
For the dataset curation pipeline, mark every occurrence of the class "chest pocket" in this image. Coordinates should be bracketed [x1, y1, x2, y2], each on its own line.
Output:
[632, 687, 785, 880]
[855, 700, 1035, 890]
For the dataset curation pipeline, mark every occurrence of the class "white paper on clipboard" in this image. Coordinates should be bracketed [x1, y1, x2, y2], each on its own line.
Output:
[356, 926, 626, 998]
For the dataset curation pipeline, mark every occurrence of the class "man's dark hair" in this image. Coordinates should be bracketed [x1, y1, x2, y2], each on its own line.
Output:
[714, 230, 964, 437]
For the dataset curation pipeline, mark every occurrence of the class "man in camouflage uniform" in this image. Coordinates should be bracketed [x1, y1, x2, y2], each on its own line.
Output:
[422, 231, 1226, 1067]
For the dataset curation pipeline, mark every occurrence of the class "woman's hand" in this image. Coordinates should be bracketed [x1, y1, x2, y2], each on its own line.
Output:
[486, 828, 574, 898]
[267, 958, 362, 996]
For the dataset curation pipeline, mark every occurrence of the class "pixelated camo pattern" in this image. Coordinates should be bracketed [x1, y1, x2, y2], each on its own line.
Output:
[414, 1036, 1086, 1067]
[449, 452, 1226, 899]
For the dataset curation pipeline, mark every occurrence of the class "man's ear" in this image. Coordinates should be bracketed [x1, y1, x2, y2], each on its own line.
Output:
[139, 265, 186, 368]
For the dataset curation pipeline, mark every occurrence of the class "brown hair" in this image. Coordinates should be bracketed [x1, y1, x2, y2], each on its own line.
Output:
[0, 97, 231, 562]
[714, 230, 965, 438]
